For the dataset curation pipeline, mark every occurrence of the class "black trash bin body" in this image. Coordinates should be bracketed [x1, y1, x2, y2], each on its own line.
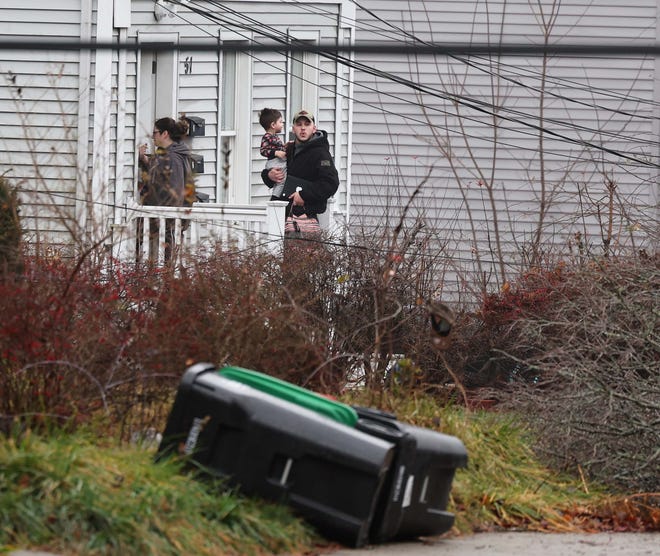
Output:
[353, 406, 468, 542]
[157, 363, 396, 547]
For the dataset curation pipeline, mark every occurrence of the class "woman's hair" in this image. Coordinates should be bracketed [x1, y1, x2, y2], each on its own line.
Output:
[258, 108, 282, 132]
[154, 117, 189, 140]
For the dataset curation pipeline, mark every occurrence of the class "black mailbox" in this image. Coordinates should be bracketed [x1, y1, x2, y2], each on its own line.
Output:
[184, 116, 206, 137]
[190, 154, 204, 174]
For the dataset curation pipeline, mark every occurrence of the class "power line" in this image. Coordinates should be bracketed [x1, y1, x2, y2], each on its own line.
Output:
[339, 2, 660, 133]
[4, 4, 657, 166]
[288, 0, 660, 134]
[3, 5, 655, 270]
[1, 38, 659, 56]
[3, 6, 658, 176]
[173, 1, 660, 166]
[14, 184, 532, 270]
[339, 0, 660, 108]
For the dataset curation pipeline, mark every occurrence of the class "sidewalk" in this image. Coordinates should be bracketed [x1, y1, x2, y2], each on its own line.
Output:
[328, 532, 659, 556]
[9, 532, 659, 556]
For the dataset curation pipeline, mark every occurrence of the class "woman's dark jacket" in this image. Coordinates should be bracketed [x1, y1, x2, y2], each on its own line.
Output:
[139, 142, 191, 207]
[261, 130, 339, 217]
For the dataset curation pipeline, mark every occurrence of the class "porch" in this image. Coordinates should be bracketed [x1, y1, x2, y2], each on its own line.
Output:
[109, 200, 340, 264]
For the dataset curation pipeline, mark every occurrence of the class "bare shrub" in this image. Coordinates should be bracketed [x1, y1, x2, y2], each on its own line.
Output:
[1, 214, 461, 438]
[442, 263, 570, 390]
[312, 218, 459, 395]
[0, 254, 135, 433]
[128, 246, 336, 389]
[0, 249, 303, 437]
[3, 210, 657, 495]
[494, 256, 659, 491]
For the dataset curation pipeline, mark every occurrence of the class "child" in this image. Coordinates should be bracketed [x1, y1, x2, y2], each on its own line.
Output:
[258, 108, 287, 199]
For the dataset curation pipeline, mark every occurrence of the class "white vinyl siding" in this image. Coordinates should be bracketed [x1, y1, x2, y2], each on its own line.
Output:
[0, 3, 83, 248]
[350, 0, 659, 293]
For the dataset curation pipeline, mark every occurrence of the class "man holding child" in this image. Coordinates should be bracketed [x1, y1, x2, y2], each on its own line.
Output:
[261, 110, 339, 240]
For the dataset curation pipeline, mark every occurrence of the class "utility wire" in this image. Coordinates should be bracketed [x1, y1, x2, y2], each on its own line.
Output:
[4, 4, 659, 179]
[312, 0, 660, 106]
[293, 0, 660, 109]
[285, 0, 660, 158]
[1, 38, 659, 57]
[4, 5, 655, 265]
[342, 0, 660, 128]
[176, 0, 660, 166]
[148, 1, 593, 162]
[16, 184, 534, 269]
[4, 3, 657, 164]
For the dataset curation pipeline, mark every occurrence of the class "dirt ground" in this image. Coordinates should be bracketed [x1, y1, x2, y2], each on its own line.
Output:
[328, 532, 659, 556]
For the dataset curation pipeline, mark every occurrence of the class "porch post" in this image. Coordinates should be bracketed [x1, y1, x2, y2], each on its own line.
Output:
[90, 0, 113, 245]
[266, 200, 288, 252]
[318, 197, 339, 237]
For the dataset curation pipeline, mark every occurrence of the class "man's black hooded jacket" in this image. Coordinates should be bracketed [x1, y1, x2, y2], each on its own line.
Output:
[262, 129, 339, 218]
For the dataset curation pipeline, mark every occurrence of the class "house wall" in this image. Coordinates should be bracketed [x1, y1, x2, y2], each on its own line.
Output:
[0, 0, 353, 251]
[0, 1, 86, 248]
[350, 0, 659, 296]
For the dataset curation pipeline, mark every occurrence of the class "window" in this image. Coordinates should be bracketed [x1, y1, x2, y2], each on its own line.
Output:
[287, 33, 319, 125]
[218, 49, 236, 203]
[217, 43, 251, 204]
[221, 50, 236, 132]
[289, 51, 304, 117]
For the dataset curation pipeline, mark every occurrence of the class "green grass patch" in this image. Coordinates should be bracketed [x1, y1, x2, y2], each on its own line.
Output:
[0, 431, 319, 555]
[2, 395, 648, 555]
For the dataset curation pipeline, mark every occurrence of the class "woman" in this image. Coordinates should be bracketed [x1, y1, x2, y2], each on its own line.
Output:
[137, 117, 193, 262]
[138, 117, 192, 207]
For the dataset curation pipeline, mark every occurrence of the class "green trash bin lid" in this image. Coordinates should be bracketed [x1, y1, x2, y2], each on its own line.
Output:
[219, 366, 358, 427]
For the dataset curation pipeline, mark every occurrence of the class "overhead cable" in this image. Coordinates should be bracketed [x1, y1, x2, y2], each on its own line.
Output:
[1, 38, 659, 57]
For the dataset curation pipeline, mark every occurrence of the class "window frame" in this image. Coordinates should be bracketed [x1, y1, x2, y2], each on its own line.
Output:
[287, 29, 320, 127]
[217, 35, 252, 204]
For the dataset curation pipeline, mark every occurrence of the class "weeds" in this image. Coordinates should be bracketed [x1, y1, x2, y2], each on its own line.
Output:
[4, 401, 656, 556]
[0, 430, 318, 555]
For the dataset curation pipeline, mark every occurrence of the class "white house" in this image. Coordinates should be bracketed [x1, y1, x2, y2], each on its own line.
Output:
[1, 1, 658, 289]
[1, 0, 355, 259]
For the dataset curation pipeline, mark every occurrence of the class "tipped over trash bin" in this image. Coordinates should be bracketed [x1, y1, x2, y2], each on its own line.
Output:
[157, 363, 468, 547]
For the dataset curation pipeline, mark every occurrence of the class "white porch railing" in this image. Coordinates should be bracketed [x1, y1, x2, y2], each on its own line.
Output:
[109, 199, 340, 265]
[110, 200, 289, 264]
